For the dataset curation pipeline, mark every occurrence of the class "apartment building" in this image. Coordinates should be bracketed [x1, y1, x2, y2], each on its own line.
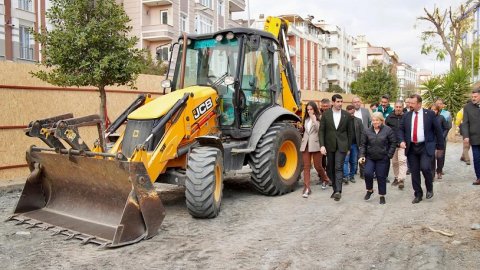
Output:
[397, 62, 417, 99]
[417, 68, 432, 85]
[317, 22, 356, 93]
[0, 0, 47, 62]
[354, 35, 397, 70]
[251, 14, 329, 92]
[280, 15, 328, 92]
[120, 0, 245, 61]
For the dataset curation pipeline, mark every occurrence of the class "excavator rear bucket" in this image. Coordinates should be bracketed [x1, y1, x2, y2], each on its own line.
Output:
[8, 147, 165, 248]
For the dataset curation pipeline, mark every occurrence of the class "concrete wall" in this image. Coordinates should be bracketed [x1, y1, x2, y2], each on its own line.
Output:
[0, 61, 164, 180]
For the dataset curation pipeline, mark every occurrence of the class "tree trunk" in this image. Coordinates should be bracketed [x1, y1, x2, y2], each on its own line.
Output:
[99, 85, 107, 150]
[450, 53, 458, 71]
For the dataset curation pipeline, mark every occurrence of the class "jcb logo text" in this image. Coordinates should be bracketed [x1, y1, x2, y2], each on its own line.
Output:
[193, 98, 213, 120]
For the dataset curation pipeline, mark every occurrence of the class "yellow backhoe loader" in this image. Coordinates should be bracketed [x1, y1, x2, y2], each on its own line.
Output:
[9, 17, 303, 247]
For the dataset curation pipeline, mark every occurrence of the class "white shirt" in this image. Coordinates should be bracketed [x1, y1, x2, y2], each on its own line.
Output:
[354, 109, 363, 122]
[411, 109, 425, 143]
[305, 118, 312, 133]
[333, 109, 341, 129]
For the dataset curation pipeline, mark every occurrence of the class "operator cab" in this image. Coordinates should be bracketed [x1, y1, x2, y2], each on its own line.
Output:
[164, 28, 283, 139]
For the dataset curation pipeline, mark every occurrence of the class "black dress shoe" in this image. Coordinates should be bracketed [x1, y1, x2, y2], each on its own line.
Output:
[426, 191, 434, 199]
[412, 197, 422, 204]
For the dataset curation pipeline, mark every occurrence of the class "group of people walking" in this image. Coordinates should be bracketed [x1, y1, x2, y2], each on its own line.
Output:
[299, 88, 480, 204]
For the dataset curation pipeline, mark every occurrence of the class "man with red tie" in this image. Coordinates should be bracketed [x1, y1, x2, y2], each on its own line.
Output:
[399, 94, 444, 204]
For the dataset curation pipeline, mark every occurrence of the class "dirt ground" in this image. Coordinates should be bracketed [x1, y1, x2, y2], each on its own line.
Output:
[0, 141, 479, 270]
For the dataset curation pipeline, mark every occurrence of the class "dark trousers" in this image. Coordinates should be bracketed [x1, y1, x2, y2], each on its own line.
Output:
[431, 148, 445, 176]
[327, 150, 347, 193]
[364, 157, 389, 195]
[408, 143, 434, 198]
[435, 136, 448, 173]
[472, 145, 480, 180]
[359, 163, 365, 177]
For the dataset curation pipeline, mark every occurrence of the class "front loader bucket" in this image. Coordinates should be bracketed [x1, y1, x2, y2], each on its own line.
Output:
[9, 148, 165, 248]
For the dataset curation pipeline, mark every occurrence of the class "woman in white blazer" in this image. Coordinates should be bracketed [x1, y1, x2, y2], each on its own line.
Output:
[300, 101, 330, 198]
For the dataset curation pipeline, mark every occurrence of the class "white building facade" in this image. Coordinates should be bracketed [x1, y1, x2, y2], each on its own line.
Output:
[0, 0, 48, 62]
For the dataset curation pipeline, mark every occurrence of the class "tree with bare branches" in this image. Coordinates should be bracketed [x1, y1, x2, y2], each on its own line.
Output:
[418, 2, 475, 71]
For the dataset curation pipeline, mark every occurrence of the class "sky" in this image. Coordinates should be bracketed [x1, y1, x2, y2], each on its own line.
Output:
[235, 0, 466, 75]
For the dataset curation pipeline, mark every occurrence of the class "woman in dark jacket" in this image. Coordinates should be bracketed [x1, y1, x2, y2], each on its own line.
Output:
[359, 112, 397, 204]
[430, 104, 449, 179]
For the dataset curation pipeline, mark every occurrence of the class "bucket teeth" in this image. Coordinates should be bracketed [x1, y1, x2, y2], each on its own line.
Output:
[52, 229, 68, 236]
[15, 218, 30, 225]
[81, 236, 96, 245]
[42, 225, 55, 231]
[65, 233, 81, 240]
[26, 222, 42, 229]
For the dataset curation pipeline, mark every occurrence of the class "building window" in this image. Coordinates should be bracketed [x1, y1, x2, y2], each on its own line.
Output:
[19, 26, 33, 60]
[180, 13, 188, 32]
[160, 10, 168, 25]
[196, 14, 213, 34]
[200, 0, 213, 9]
[18, 0, 33, 11]
[156, 46, 169, 62]
[217, 0, 224, 16]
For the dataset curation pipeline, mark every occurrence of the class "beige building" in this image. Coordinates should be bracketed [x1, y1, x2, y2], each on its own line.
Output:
[417, 68, 432, 85]
[119, 0, 245, 61]
[354, 35, 398, 70]
[0, 0, 47, 62]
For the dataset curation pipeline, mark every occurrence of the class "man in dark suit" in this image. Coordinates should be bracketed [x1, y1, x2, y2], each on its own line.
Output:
[352, 96, 371, 129]
[399, 94, 444, 204]
[343, 104, 364, 183]
[319, 94, 353, 201]
[461, 88, 480, 185]
[352, 96, 371, 179]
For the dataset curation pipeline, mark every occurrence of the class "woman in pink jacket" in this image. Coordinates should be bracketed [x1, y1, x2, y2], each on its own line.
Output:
[300, 101, 330, 198]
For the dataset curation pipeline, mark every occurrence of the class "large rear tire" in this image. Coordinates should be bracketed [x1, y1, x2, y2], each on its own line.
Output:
[249, 122, 302, 195]
[185, 146, 224, 218]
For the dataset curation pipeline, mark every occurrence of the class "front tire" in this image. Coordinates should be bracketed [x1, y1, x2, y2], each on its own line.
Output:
[185, 146, 224, 218]
[249, 122, 302, 195]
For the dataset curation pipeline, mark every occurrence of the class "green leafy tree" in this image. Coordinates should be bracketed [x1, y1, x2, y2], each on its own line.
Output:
[326, 84, 344, 93]
[32, 0, 145, 131]
[420, 76, 443, 108]
[417, 3, 474, 70]
[351, 64, 398, 104]
[141, 53, 169, 76]
[421, 68, 471, 116]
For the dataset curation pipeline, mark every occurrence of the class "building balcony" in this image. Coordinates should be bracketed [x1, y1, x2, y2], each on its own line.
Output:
[229, 0, 246, 12]
[327, 41, 338, 49]
[142, 24, 176, 41]
[142, 0, 173, 6]
[327, 74, 338, 81]
[327, 58, 338, 65]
